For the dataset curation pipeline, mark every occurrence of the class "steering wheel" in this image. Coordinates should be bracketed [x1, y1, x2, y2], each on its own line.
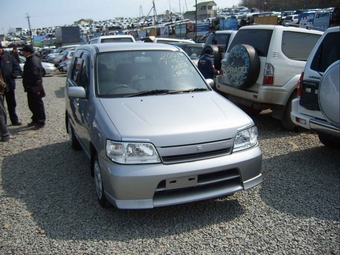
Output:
[106, 84, 131, 94]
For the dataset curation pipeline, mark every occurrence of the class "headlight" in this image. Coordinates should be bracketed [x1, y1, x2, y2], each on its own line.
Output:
[233, 126, 258, 152]
[106, 140, 161, 164]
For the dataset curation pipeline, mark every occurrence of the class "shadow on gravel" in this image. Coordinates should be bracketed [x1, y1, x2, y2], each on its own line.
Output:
[55, 86, 65, 99]
[260, 146, 340, 221]
[1, 142, 244, 241]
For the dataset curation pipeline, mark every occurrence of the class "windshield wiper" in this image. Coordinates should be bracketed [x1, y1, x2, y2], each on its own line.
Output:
[125, 88, 209, 97]
[125, 89, 175, 97]
[176, 88, 209, 93]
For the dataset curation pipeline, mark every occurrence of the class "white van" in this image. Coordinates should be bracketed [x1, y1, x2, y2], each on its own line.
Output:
[89, 35, 135, 44]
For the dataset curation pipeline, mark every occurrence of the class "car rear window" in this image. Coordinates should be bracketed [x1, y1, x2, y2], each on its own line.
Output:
[101, 38, 134, 43]
[227, 29, 273, 57]
[282, 31, 321, 61]
[311, 31, 340, 72]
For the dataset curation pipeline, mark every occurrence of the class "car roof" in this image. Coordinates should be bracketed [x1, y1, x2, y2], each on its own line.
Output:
[95, 35, 134, 39]
[75, 42, 182, 53]
[238, 24, 324, 34]
[214, 30, 238, 34]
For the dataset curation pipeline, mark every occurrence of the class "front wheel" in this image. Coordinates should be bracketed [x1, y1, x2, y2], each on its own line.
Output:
[92, 153, 109, 207]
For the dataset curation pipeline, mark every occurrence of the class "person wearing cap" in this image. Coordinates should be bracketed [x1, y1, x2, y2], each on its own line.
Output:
[197, 48, 220, 79]
[21, 45, 46, 130]
[0, 44, 22, 126]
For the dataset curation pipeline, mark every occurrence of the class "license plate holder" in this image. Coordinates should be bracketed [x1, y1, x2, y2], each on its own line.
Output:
[166, 175, 198, 190]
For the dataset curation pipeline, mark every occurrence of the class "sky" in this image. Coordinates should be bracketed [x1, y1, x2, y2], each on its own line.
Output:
[1, 0, 240, 32]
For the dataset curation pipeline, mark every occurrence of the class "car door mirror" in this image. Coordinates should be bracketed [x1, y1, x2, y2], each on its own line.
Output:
[67, 86, 86, 98]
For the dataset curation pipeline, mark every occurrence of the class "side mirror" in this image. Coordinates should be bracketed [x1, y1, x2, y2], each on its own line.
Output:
[67, 86, 86, 98]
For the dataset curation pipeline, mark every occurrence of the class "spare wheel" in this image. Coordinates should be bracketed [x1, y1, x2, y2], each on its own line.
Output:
[318, 60, 340, 127]
[225, 44, 260, 89]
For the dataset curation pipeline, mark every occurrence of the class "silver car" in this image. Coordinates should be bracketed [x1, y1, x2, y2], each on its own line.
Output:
[65, 43, 262, 209]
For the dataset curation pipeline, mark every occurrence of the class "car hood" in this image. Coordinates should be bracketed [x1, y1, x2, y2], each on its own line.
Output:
[99, 92, 253, 146]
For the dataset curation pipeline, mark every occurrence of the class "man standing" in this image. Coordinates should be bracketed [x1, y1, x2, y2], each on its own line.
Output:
[0, 44, 22, 126]
[197, 48, 220, 79]
[21, 45, 46, 130]
[0, 69, 11, 142]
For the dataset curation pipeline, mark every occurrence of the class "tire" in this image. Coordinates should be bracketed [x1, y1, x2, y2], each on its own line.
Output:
[281, 91, 297, 131]
[318, 132, 340, 149]
[201, 45, 222, 70]
[225, 44, 260, 89]
[92, 153, 109, 207]
[42, 68, 46, 77]
[67, 117, 82, 151]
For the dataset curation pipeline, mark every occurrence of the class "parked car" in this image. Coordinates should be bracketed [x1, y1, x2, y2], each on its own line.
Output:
[19, 56, 57, 77]
[89, 35, 135, 43]
[215, 25, 323, 130]
[283, 15, 299, 25]
[57, 58, 72, 72]
[45, 44, 78, 62]
[203, 30, 238, 70]
[65, 43, 262, 209]
[291, 26, 340, 148]
[142, 36, 195, 44]
[170, 42, 205, 65]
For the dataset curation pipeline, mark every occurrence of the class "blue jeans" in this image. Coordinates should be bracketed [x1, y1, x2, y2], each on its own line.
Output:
[0, 94, 10, 140]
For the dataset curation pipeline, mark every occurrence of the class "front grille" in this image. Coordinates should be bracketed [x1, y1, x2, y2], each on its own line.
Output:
[161, 148, 232, 164]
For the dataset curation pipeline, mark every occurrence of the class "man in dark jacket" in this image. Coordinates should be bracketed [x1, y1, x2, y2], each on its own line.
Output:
[0, 44, 22, 125]
[197, 48, 220, 79]
[21, 45, 46, 130]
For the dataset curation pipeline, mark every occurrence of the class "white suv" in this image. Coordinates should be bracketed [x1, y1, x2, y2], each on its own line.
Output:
[215, 25, 323, 130]
[291, 26, 340, 148]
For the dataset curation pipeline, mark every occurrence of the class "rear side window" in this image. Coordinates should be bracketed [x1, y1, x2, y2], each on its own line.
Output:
[211, 34, 232, 45]
[311, 31, 340, 72]
[227, 29, 273, 57]
[282, 31, 321, 61]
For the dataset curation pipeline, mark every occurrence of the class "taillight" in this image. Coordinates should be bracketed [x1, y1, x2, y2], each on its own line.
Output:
[65, 56, 68, 61]
[263, 63, 274, 85]
[297, 71, 304, 97]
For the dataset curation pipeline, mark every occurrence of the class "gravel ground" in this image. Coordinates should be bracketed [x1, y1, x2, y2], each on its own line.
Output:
[1, 74, 339, 255]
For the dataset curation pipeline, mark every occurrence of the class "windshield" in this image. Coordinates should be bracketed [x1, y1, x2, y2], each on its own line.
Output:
[96, 50, 209, 97]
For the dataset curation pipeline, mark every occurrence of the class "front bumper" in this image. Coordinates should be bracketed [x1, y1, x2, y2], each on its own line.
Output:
[99, 145, 262, 209]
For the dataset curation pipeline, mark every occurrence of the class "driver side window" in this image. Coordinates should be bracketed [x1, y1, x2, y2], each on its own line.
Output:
[71, 54, 90, 91]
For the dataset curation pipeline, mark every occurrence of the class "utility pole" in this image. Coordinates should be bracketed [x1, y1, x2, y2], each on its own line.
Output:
[152, 0, 157, 25]
[26, 13, 33, 45]
[195, 0, 198, 41]
[139, 5, 143, 17]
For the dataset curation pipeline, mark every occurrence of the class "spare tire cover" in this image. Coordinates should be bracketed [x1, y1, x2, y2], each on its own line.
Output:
[201, 45, 222, 70]
[225, 44, 260, 89]
[318, 60, 340, 127]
